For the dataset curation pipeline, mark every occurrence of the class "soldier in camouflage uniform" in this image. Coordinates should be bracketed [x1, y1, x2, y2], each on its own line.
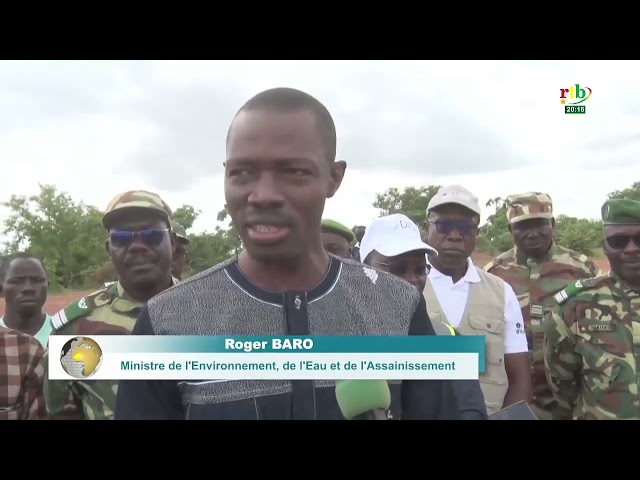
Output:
[43, 190, 179, 420]
[484, 192, 599, 419]
[171, 220, 189, 280]
[544, 198, 640, 420]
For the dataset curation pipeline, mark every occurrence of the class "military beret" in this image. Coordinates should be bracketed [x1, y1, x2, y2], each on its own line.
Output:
[171, 220, 190, 244]
[505, 192, 553, 224]
[321, 219, 355, 243]
[102, 190, 172, 230]
[601, 198, 640, 225]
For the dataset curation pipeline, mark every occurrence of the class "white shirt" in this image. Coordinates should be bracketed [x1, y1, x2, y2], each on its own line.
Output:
[427, 258, 528, 355]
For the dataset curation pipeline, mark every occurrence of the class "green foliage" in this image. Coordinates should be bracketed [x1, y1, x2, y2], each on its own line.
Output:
[182, 206, 242, 278]
[2, 184, 107, 291]
[553, 215, 603, 257]
[373, 185, 442, 225]
[476, 197, 513, 254]
[2, 180, 639, 291]
[608, 181, 640, 202]
[370, 180, 640, 258]
[0, 185, 242, 289]
[172, 205, 201, 230]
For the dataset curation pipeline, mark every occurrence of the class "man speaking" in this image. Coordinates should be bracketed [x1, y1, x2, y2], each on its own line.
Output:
[115, 87, 461, 420]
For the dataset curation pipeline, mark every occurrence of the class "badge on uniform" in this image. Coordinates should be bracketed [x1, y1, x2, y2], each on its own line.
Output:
[530, 304, 544, 318]
[585, 324, 616, 332]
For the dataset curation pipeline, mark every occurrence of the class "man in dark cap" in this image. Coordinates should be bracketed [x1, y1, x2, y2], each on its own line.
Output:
[544, 198, 640, 420]
[43, 190, 179, 420]
[171, 220, 190, 280]
[321, 218, 354, 259]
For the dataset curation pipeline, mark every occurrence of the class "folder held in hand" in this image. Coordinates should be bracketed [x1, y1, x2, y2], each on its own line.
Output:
[488, 401, 539, 420]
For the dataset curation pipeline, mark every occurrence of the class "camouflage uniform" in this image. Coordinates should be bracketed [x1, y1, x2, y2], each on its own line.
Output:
[485, 192, 599, 419]
[543, 198, 640, 420]
[43, 190, 177, 420]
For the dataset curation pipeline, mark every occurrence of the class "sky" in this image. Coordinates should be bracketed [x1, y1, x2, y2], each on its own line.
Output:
[1, 59, 639, 236]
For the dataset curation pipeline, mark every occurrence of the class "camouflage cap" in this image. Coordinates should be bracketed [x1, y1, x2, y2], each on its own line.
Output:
[102, 190, 172, 230]
[321, 219, 355, 243]
[171, 220, 190, 244]
[601, 198, 640, 225]
[505, 192, 554, 224]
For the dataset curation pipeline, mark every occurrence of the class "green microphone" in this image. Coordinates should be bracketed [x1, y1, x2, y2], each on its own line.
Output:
[335, 380, 391, 420]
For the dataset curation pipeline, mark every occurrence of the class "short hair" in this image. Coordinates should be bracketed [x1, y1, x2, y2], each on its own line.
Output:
[0, 252, 47, 283]
[228, 87, 337, 162]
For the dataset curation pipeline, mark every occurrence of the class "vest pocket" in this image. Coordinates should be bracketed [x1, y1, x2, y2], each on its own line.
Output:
[467, 315, 506, 367]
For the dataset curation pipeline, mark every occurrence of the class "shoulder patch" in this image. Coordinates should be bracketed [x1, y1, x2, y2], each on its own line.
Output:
[484, 249, 515, 271]
[553, 277, 603, 305]
[567, 249, 589, 264]
[51, 290, 104, 331]
[483, 260, 495, 272]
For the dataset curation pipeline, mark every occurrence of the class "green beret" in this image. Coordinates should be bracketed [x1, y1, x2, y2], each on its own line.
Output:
[321, 219, 355, 243]
[601, 199, 640, 225]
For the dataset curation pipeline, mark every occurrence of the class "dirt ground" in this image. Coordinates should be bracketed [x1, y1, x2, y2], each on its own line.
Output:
[0, 255, 612, 317]
[0, 290, 93, 317]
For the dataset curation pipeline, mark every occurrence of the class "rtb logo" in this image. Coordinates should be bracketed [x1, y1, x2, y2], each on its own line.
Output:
[560, 83, 591, 115]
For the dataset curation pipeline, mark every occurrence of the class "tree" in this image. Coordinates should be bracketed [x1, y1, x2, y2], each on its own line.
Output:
[172, 204, 201, 230]
[182, 206, 242, 277]
[1, 184, 107, 291]
[554, 215, 602, 256]
[373, 185, 443, 225]
[215, 206, 243, 255]
[608, 181, 640, 202]
[476, 197, 513, 254]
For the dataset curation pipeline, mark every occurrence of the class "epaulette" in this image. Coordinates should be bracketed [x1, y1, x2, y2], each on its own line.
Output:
[50, 285, 113, 331]
[567, 249, 590, 265]
[483, 250, 512, 272]
[553, 276, 604, 305]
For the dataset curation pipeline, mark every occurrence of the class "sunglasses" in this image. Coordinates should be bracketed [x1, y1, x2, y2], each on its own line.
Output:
[109, 228, 170, 248]
[375, 261, 430, 277]
[429, 220, 477, 237]
[605, 234, 640, 250]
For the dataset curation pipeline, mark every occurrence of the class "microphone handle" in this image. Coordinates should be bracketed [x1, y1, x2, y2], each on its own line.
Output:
[351, 409, 389, 420]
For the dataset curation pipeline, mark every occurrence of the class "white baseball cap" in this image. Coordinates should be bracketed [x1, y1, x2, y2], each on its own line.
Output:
[427, 185, 481, 216]
[359, 214, 438, 263]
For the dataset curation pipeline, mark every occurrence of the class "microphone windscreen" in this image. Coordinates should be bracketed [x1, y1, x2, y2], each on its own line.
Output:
[335, 380, 391, 419]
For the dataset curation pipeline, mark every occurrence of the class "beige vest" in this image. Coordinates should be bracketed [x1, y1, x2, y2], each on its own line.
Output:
[423, 268, 508, 415]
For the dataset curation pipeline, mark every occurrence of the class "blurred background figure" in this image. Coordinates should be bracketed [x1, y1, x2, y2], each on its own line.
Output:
[321, 219, 355, 259]
[171, 221, 190, 280]
[351, 225, 366, 261]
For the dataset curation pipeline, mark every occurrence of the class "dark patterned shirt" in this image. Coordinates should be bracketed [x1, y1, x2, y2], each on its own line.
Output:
[116, 255, 462, 420]
[0, 327, 48, 420]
